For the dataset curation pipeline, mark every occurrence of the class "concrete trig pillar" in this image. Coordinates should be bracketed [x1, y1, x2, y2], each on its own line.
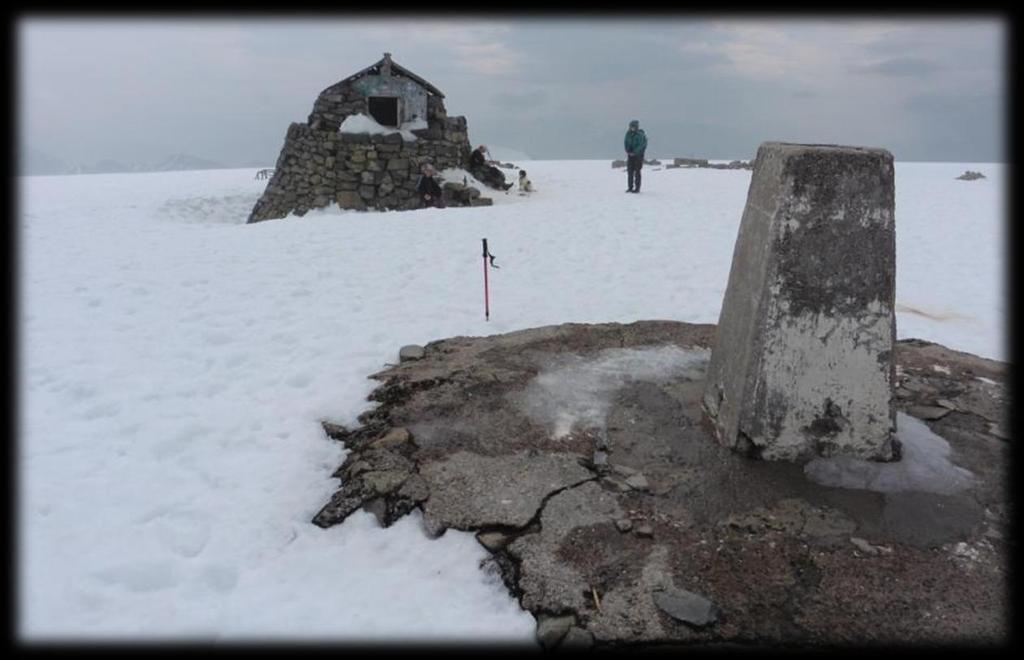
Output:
[702, 142, 899, 462]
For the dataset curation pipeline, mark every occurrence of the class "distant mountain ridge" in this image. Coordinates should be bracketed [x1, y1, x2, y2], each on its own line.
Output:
[151, 153, 226, 172]
[21, 150, 231, 176]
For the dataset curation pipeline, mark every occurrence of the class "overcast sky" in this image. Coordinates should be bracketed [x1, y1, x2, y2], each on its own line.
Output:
[18, 16, 1006, 166]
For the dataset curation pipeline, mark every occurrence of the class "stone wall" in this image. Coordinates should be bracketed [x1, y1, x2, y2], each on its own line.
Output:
[308, 82, 367, 132]
[308, 80, 448, 132]
[249, 115, 472, 223]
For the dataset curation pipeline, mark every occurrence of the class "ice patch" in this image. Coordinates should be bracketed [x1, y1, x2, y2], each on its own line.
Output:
[804, 412, 974, 494]
[517, 345, 709, 439]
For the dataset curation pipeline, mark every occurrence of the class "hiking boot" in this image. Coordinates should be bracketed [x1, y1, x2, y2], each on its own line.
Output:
[626, 188, 634, 193]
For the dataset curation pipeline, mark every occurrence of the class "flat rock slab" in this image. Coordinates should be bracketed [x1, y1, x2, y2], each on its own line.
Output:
[536, 613, 577, 648]
[398, 345, 425, 362]
[316, 321, 1009, 646]
[508, 481, 626, 614]
[419, 450, 594, 533]
[654, 588, 719, 627]
[908, 405, 952, 420]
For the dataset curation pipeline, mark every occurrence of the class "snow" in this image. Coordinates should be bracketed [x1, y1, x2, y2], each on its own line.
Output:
[804, 412, 975, 494]
[436, 166, 522, 200]
[18, 159, 1004, 640]
[338, 113, 423, 141]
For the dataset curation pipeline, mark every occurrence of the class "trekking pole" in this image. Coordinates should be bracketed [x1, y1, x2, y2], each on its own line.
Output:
[483, 239, 489, 321]
[482, 238, 498, 320]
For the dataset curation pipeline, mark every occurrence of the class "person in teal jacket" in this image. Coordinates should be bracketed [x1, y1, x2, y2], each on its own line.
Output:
[624, 119, 648, 193]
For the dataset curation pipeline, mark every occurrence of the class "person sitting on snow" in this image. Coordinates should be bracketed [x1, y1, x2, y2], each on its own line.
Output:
[468, 145, 513, 191]
[415, 163, 446, 208]
[518, 169, 534, 193]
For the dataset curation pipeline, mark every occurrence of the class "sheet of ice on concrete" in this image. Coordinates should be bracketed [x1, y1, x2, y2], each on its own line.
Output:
[804, 412, 974, 494]
[518, 345, 710, 439]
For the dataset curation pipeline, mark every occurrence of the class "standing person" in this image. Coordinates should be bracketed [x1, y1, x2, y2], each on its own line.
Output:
[415, 163, 446, 208]
[624, 119, 648, 193]
[469, 145, 513, 191]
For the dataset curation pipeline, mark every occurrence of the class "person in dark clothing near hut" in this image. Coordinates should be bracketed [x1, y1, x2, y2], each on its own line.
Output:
[624, 119, 648, 193]
[415, 163, 446, 208]
[468, 145, 513, 191]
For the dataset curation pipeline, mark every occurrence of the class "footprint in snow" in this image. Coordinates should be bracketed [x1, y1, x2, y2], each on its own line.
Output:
[199, 563, 238, 593]
[94, 561, 178, 593]
[153, 510, 212, 559]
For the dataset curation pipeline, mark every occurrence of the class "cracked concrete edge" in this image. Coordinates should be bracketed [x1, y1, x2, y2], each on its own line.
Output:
[315, 396, 790, 644]
[418, 451, 599, 534]
[504, 481, 630, 616]
[367, 320, 717, 384]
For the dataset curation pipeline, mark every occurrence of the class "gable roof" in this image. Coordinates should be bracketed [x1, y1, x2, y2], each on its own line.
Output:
[340, 54, 445, 98]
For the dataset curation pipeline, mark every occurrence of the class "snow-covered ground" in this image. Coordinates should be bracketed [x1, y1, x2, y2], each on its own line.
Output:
[338, 113, 427, 142]
[18, 159, 1005, 640]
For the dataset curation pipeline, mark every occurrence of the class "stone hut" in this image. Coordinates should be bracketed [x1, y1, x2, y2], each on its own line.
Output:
[248, 53, 475, 223]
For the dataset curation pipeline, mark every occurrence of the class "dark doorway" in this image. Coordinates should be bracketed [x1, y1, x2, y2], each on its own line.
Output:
[368, 96, 399, 127]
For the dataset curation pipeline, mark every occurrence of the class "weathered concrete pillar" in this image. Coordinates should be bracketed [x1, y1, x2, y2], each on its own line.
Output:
[702, 142, 898, 462]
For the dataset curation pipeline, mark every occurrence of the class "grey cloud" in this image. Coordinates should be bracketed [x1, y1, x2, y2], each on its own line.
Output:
[492, 90, 548, 109]
[902, 90, 1002, 161]
[17, 19, 1005, 167]
[505, 21, 730, 84]
[864, 21, 1002, 55]
[850, 56, 942, 76]
[860, 22, 1004, 81]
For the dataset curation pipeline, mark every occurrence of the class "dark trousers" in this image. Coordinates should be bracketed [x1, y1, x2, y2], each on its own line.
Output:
[471, 164, 507, 190]
[420, 193, 445, 208]
[627, 155, 644, 191]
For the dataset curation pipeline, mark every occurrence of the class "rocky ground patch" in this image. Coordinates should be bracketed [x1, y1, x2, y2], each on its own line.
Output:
[315, 321, 1009, 647]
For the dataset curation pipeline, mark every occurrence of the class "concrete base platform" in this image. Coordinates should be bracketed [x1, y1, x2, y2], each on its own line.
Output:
[316, 321, 1009, 647]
